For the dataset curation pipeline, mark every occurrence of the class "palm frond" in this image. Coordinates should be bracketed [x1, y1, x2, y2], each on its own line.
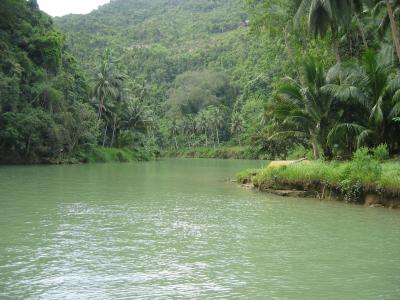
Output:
[387, 72, 400, 93]
[327, 122, 365, 146]
[268, 130, 307, 140]
[370, 96, 384, 124]
[357, 129, 375, 147]
[294, 0, 312, 26]
[326, 63, 341, 83]
[309, 0, 332, 37]
[377, 44, 395, 67]
[389, 98, 400, 118]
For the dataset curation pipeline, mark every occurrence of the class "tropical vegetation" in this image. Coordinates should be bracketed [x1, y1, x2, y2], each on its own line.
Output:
[238, 146, 400, 205]
[1, 0, 400, 164]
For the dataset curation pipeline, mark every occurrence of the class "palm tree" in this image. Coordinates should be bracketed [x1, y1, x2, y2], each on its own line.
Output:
[324, 48, 400, 150]
[268, 58, 338, 159]
[122, 98, 153, 132]
[373, 0, 400, 63]
[208, 106, 224, 146]
[182, 115, 196, 148]
[168, 118, 181, 149]
[91, 50, 125, 120]
[296, 0, 365, 62]
[230, 111, 245, 146]
[195, 110, 209, 147]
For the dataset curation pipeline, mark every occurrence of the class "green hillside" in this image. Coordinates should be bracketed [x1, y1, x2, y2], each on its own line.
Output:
[56, 0, 246, 48]
[2, 0, 399, 163]
[55, 0, 256, 86]
[54, 0, 293, 152]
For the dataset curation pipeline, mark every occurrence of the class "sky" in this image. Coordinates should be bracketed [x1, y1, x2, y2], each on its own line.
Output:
[37, 0, 110, 17]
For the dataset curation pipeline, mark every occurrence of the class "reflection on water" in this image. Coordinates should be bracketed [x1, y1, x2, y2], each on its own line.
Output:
[0, 159, 400, 299]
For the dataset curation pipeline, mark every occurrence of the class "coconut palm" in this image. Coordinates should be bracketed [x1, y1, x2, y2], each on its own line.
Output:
[268, 58, 339, 159]
[122, 98, 153, 133]
[296, 0, 365, 62]
[91, 50, 125, 120]
[230, 111, 245, 145]
[323, 48, 400, 150]
[372, 0, 400, 63]
[208, 106, 224, 145]
[168, 118, 181, 149]
[195, 110, 210, 146]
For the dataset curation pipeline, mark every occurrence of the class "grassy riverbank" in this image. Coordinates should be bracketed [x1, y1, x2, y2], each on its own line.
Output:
[237, 148, 400, 207]
[162, 146, 263, 160]
[0, 147, 153, 165]
[78, 147, 153, 163]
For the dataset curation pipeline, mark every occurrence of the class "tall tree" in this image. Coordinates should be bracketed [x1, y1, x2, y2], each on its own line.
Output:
[374, 0, 400, 63]
[295, 0, 364, 62]
[268, 58, 338, 159]
[91, 50, 125, 120]
[324, 49, 400, 150]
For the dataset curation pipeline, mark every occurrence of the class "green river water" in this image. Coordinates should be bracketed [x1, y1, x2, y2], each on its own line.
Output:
[1, 159, 400, 299]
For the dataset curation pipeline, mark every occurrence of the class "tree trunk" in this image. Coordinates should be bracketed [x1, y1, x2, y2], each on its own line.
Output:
[332, 27, 341, 63]
[311, 141, 320, 160]
[174, 136, 178, 150]
[310, 134, 320, 160]
[323, 147, 333, 160]
[386, 0, 400, 64]
[98, 96, 104, 120]
[356, 15, 368, 50]
[25, 135, 31, 158]
[216, 127, 220, 145]
[102, 123, 108, 147]
[110, 116, 117, 147]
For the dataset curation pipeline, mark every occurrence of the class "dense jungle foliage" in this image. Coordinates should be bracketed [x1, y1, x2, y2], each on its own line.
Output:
[0, 0, 98, 163]
[1, 0, 400, 163]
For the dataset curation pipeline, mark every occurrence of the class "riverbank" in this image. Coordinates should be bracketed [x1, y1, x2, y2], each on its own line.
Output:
[237, 153, 400, 208]
[78, 147, 153, 163]
[0, 147, 153, 165]
[162, 146, 262, 160]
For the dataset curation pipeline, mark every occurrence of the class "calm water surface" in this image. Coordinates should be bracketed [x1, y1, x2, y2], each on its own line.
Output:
[1, 159, 400, 299]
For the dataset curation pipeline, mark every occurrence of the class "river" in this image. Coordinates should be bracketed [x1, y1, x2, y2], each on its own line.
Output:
[1, 159, 400, 299]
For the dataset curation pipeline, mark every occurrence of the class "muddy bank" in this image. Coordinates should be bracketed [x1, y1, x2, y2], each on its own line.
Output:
[242, 181, 400, 209]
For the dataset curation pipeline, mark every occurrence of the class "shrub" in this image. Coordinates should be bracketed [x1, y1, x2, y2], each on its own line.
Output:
[372, 144, 389, 162]
[80, 147, 151, 163]
[340, 147, 381, 182]
[286, 145, 314, 160]
[116, 150, 130, 162]
[339, 179, 363, 203]
[237, 169, 259, 184]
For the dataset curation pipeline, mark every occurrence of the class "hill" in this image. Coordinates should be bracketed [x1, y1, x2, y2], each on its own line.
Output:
[55, 0, 255, 86]
[54, 0, 289, 151]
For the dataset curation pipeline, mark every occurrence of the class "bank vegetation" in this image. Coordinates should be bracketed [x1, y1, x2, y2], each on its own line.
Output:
[238, 145, 400, 207]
